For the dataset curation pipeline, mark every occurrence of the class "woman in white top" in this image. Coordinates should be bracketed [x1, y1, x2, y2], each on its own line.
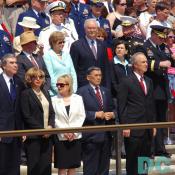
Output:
[52, 74, 85, 175]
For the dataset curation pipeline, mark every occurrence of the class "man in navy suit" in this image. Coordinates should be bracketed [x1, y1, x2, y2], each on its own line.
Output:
[0, 54, 25, 175]
[15, 0, 50, 37]
[70, 18, 110, 88]
[117, 52, 156, 175]
[77, 66, 116, 175]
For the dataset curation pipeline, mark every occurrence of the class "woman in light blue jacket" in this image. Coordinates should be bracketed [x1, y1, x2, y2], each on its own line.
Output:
[43, 31, 77, 96]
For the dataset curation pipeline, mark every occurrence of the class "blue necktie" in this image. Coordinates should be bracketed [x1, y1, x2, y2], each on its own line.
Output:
[10, 79, 16, 101]
[108, 2, 113, 13]
[75, 4, 79, 13]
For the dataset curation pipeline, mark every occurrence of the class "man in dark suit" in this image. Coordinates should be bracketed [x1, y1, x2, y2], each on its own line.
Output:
[70, 18, 110, 88]
[117, 52, 156, 175]
[17, 30, 50, 91]
[77, 66, 116, 175]
[0, 53, 25, 175]
[136, 25, 173, 157]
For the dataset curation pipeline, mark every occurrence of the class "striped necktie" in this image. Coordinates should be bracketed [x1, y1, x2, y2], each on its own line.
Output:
[95, 86, 103, 110]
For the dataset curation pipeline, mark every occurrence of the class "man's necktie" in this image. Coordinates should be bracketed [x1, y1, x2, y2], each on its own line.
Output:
[91, 40, 97, 59]
[75, 4, 79, 13]
[108, 2, 113, 13]
[95, 86, 103, 110]
[139, 76, 146, 95]
[156, 45, 161, 51]
[38, 12, 46, 18]
[10, 79, 16, 101]
[30, 55, 39, 68]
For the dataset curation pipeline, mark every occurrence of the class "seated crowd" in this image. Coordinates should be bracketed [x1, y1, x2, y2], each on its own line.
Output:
[0, 0, 175, 175]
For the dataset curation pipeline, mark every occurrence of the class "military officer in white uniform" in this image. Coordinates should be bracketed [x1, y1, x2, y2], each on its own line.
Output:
[38, 1, 78, 53]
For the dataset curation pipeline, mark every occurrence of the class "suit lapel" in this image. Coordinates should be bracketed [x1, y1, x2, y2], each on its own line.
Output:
[20, 52, 34, 67]
[145, 77, 150, 96]
[60, 98, 69, 121]
[82, 38, 96, 60]
[100, 87, 106, 110]
[69, 95, 75, 120]
[33, 54, 42, 68]
[88, 84, 102, 109]
[13, 76, 20, 110]
[30, 9, 42, 25]
[132, 73, 146, 96]
[29, 89, 43, 111]
[96, 40, 102, 61]
[69, 94, 74, 116]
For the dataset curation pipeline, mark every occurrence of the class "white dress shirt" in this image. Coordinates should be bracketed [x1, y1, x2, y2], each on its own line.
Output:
[2, 73, 13, 92]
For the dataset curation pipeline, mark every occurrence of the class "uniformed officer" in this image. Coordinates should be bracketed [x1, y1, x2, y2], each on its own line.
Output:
[38, 1, 78, 53]
[15, 0, 50, 37]
[88, 0, 112, 46]
[118, 16, 144, 59]
[136, 25, 174, 158]
[69, 0, 90, 38]
[0, 29, 13, 59]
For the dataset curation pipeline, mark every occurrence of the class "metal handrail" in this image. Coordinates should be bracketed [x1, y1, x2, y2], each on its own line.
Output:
[1, 121, 175, 175]
[0, 122, 175, 137]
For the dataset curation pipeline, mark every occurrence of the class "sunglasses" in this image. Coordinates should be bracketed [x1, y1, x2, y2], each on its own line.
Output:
[56, 83, 69, 88]
[119, 3, 127, 6]
[57, 41, 65, 44]
[32, 75, 44, 80]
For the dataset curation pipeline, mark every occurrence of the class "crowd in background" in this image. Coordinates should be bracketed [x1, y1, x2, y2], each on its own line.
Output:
[0, 0, 175, 175]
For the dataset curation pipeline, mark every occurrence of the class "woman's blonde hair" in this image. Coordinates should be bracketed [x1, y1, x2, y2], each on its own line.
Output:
[49, 31, 65, 49]
[57, 74, 73, 95]
[25, 67, 45, 87]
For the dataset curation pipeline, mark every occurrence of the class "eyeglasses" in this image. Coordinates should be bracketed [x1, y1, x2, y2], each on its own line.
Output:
[119, 3, 127, 6]
[32, 75, 44, 80]
[56, 83, 69, 88]
[57, 41, 65, 44]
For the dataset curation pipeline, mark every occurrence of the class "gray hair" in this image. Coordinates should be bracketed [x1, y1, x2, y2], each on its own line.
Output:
[87, 66, 101, 75]
[130, 52, 146, 66]
[84, 18, 98, 30]
[1, 53, 16, 68]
